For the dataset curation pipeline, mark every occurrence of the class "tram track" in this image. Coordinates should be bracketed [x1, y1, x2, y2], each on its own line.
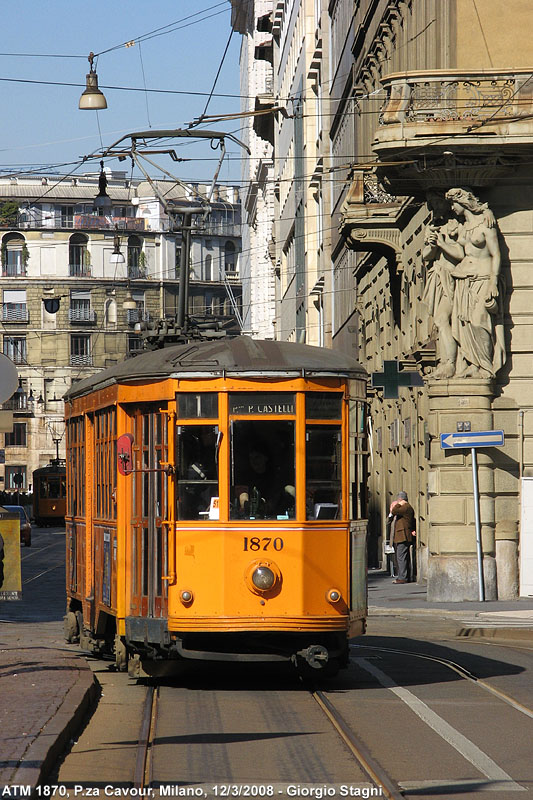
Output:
[351, 642, 533, 720]
[134, 684, 159, 790]
[311, 687, 403, 800]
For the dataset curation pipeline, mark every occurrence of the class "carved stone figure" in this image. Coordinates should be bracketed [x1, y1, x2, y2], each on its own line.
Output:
[422, 190, 459, 378]
[422, 187, 505, 379]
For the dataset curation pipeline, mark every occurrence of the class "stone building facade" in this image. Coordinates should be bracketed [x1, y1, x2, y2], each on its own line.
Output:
[233, 0, 533, 600]
[0, 172, 241, 491]
[231, 0, 277, 338]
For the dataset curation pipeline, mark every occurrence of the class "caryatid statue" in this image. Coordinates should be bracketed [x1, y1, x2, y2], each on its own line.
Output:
[422, 187, 505, 379]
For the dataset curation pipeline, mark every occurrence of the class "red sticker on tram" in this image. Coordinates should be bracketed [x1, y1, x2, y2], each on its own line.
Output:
[117, 433, 134, 476]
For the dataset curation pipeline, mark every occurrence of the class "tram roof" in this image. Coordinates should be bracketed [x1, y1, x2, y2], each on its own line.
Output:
[64, 337, 366, 400]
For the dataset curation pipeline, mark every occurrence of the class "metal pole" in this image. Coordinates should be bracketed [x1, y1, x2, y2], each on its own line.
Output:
[471, 447, 485, 601]
[177, 212, 192, 329]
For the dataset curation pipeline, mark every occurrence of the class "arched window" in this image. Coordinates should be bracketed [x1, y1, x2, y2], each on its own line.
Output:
[69, 233, 89, 277]
[2, 233, 26, 277]
[128, 235, 143, 278]
[224, 241, 237, 274]
[205, 253, 212, 281]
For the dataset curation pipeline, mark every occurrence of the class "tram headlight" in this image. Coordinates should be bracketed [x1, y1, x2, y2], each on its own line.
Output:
[180, 590, 194, 605]
[252, 566, 276, 591]
[245, 559, 282, 596]
[327, 588, 342, 604]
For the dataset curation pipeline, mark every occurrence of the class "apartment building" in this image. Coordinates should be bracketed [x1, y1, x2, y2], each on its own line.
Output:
[0, 170, 242, 489]
[234, 0, 533, 600]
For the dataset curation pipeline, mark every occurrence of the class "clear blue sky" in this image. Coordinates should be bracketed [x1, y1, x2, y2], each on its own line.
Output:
[0, 2, 243, 184]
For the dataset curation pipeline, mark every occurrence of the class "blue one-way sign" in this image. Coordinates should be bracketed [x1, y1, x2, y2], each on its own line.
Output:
[440, 430, 505, 449]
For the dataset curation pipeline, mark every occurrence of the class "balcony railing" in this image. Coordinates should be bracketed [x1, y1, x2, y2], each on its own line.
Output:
[1, 304, 29, 323]
[195, 222, 241, 237]
[127, 309, 151, 326]
[69, 308, 97, 324]
[379, 69, 533, 126]
[2, 266, 26, 277]
[128, 266, 147, 280]
[0, 215, 146, 231]
[69, 264, 91, 277]
[70, 353, 92, 366]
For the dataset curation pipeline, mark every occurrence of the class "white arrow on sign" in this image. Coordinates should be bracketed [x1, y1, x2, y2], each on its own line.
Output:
[440, 430, 504, 449]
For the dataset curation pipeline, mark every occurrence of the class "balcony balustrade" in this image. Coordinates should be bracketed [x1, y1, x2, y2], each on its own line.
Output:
[0, 215, 145, 232]
[68, 308, 97, 324]
[2, 266, 26, 277]
[374, 69, 533, 191]
[69, 264, 91, 277]
[126, 309, 151, 326]
[1, 304, 29, 323]
[127, 266, 147, 280]
[70, 353, 92, 366]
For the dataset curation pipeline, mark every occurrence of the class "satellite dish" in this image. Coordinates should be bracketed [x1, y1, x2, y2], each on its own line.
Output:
[0, 354, 18, 403]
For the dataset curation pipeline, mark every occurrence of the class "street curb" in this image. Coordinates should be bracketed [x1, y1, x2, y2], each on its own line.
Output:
[456, 626, 533, 643]
[368, 605, 479, 618]
[10, 663, 99, 792]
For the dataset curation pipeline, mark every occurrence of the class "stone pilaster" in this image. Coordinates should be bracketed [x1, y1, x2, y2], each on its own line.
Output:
[426, 377, 497, 601]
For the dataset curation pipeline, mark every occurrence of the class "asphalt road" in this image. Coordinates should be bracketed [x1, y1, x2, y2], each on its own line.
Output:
[17, 531, 533, 799]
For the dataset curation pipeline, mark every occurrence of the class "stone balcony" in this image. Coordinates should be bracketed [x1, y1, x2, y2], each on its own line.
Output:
[339, 168, 411, 269]
[373, 69, 533, 192]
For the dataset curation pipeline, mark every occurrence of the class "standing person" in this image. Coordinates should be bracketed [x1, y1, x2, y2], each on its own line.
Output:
[390, 491, 416, 584]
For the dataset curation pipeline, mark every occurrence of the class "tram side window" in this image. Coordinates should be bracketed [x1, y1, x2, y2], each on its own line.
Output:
[306, 426, 342, 519]
[176, 425, 219, 520]
[230, 421, 295, 520]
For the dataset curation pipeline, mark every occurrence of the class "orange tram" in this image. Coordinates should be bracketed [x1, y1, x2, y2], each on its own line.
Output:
[64, 338, 368, 677]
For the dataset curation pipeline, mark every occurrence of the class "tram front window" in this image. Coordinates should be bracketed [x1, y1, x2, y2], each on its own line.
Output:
[176, 425, 219, 520]
[306, 426, 342, 519]
[231, 421, 295, 520]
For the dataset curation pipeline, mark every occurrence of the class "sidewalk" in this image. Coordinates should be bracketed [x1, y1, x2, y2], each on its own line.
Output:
[0, 619, 97, 790]
[368, 567, 533, 641]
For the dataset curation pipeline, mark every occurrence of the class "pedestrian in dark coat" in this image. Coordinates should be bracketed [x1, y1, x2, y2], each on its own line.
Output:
[390, 491, 416, 583]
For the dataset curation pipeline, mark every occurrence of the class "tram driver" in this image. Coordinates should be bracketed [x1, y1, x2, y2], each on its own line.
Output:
[233, 440, 295, 520]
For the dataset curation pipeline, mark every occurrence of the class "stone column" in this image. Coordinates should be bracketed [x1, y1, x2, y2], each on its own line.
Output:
[495, 520, 519, 599]
[426, 377, 497, 601]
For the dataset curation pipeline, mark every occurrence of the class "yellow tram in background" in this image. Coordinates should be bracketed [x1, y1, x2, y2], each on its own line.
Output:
[64, 338, 368, 676]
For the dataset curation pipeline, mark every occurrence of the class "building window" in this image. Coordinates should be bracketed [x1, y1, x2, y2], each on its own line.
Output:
[69, 290, 94, 323]
[175, 245, 182, 279]
[70, 334, 92, 366]
[5, 466, 26, 490]
[126, 291, 147, 325]
[3, 336, 26, 364]
[127, 334, 143, 354]
[128, 235, 143, 278]
[205, 253, 212, 281]
[2, 289, 28, 322]
[2, 234, 26, 277]
[69, 233, 90, 277]
[60, 206, 74, 228]
[224, 241, 237, 274]
[5, 423, 26, 447]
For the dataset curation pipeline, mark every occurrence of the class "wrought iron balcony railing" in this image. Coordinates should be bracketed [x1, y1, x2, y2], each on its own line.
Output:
[69, 308, 97, 324]
[70, 353, 92, 366]
[69, 264, 91, 277]
[1, 304, 29, 323]
[379, 69, 533, 126]
[126, 309, 151, 326]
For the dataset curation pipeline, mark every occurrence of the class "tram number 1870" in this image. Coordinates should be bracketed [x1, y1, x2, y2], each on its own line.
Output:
[243, 537, 284, 551]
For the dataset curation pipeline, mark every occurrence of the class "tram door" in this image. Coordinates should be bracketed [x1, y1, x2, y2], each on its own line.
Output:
[130, 408, 168, 619]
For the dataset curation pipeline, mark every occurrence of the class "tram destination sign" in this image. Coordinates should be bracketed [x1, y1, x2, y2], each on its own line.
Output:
[440, 430, 505, 449]
[229, 392, 295, 415]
